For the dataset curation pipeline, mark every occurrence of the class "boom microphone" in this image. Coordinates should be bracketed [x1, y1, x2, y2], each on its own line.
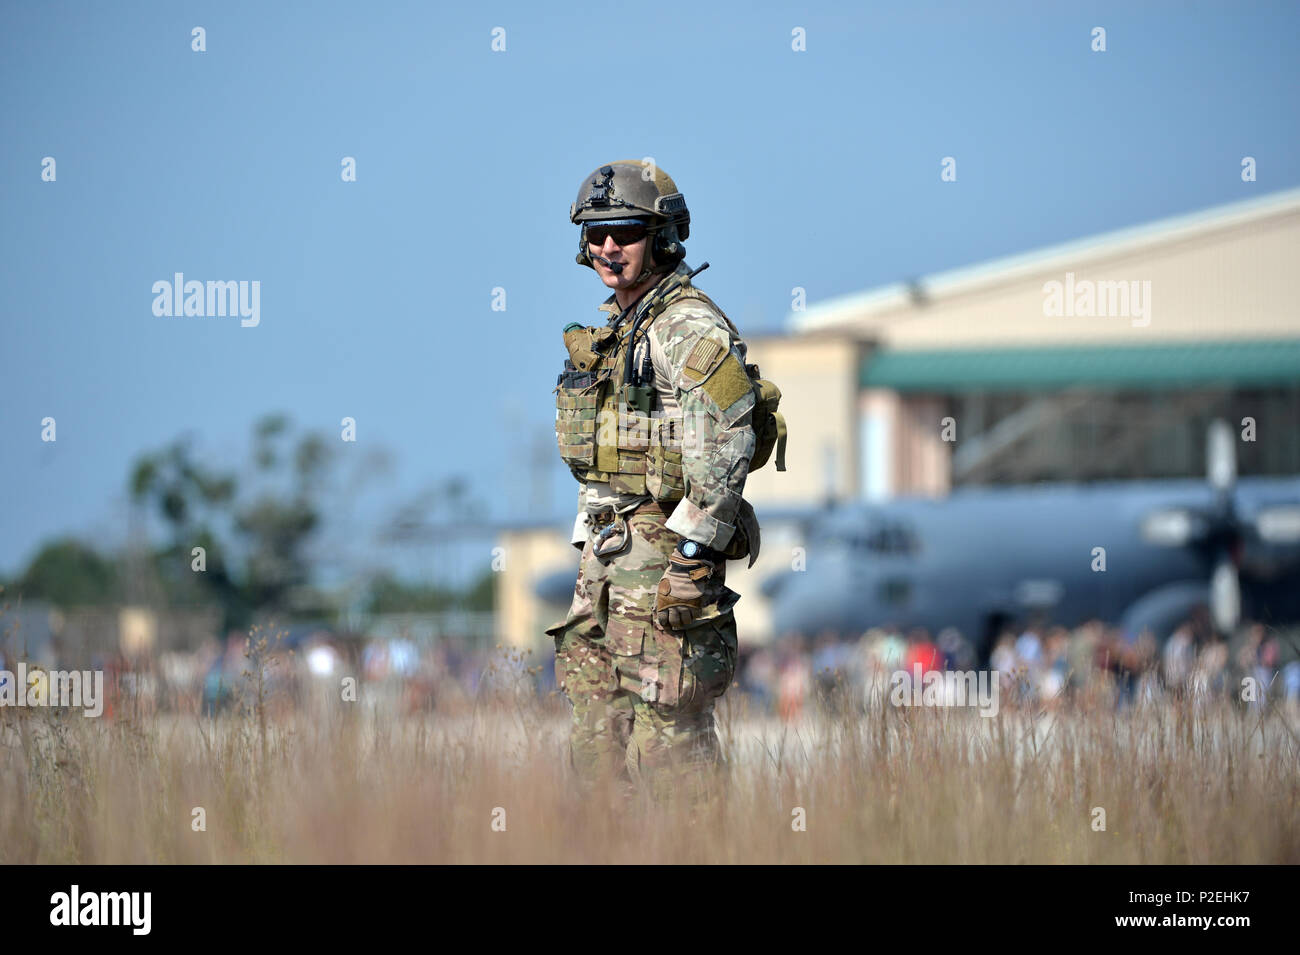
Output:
[590, 253, 624, 274]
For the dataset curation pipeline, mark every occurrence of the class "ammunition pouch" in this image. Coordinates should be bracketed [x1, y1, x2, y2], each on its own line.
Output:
[562, 324, 615, 373]
[555, 362, 603, 468]
[645, 417, 685, 502]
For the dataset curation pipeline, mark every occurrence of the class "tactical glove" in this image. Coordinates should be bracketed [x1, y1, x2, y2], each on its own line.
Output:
[655, 554, 716, 631]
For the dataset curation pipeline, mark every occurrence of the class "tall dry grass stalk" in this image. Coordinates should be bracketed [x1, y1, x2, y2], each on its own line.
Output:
[2, 654, 1297, 863]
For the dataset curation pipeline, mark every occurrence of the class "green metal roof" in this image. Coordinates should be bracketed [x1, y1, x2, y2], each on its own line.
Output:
[860, 340, 1300, 392]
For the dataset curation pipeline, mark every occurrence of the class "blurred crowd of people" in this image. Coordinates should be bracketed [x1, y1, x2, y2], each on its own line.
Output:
[737, 615, 1300, 719]
[0, 630, 508, 720]
[4, 614, 1297, 722]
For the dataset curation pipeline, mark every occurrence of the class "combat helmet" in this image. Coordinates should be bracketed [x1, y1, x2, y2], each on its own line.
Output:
[570, 160, 690, 284]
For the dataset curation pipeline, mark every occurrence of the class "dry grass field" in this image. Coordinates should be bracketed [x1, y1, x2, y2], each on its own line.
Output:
[3, 667, 1298, 864]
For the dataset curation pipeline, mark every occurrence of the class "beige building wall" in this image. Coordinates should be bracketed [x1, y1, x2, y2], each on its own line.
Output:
[741, 334, 863, 505]
[805, 199, 1300, 348]
[496, 528, 579, 649]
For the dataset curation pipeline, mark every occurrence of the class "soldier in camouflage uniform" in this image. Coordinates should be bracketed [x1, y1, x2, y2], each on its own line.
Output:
[546, 160, 764, 806]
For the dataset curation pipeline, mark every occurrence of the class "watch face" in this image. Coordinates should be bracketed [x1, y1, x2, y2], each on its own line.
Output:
[681, 541, 699, 558]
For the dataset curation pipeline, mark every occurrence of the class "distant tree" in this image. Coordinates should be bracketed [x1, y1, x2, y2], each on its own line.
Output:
[129, 433, 243, 624]
[366, 572, 459, 614]
[126, 414, 337, 627]
[463, 568, 496, 612]
[128, 433, 237, 542]
[17, 538, 120, 608]
[233, 416, 332, 615]
[17, 413, 483, 629]
[364, 569, 496, 614]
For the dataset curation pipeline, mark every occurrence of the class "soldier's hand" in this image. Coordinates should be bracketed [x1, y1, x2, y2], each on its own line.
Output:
[655, 554, 715, 631]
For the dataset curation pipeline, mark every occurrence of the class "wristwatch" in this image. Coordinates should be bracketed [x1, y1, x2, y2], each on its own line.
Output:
[677, 539, 720, 562]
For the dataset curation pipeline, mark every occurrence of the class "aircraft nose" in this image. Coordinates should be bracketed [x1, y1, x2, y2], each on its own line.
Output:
[760, 569, 793, 600]
[766, 560, 856, 637]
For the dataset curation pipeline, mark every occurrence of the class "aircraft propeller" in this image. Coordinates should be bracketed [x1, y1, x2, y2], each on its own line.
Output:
[1139, 419, 1300, 634]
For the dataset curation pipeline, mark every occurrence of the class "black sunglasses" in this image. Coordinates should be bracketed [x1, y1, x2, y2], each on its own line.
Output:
[585, 223, 649, 247]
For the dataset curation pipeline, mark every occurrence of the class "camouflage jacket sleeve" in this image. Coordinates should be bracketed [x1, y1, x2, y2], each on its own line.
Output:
[649, 300, 756, 550]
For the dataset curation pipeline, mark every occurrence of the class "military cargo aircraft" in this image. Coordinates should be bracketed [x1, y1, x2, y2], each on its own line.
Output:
[761, 422, 1300, 657]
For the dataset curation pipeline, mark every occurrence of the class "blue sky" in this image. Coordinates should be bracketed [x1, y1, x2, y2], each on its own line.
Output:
[2, 0, 1298, 582]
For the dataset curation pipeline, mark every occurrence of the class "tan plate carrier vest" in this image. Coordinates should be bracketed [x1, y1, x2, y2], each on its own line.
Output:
[554, 273, 786, 502]
[554, 283, 696, 501]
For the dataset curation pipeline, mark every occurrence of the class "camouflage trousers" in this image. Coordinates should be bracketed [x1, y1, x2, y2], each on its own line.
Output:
[546, 499, 739, 806]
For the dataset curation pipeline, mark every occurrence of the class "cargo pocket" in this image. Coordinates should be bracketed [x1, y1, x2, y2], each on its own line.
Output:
[607, 618, 658, 703]
[678, 623, 737, 710]
[635, 623, 684, 707]
[604, 617, 645, 657]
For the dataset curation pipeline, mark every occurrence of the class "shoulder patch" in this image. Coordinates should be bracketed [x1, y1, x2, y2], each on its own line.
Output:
[684, 339, 725, 381]
[701, 353, 753, 411]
